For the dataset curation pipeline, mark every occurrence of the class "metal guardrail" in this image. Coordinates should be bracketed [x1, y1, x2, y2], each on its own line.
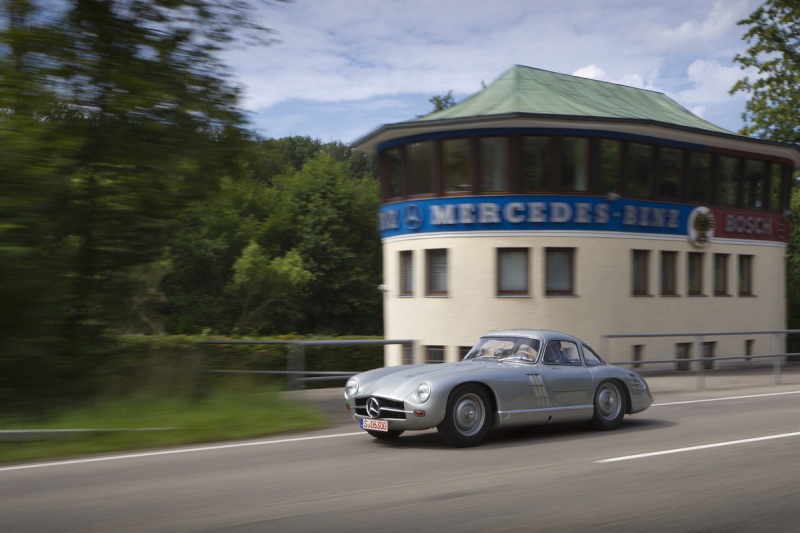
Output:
[198, 339, 414, 390]
[199, 330, 800, 391]
[602, 329, 800, 389]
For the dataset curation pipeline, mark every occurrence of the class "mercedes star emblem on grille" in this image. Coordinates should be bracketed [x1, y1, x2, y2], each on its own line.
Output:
[366, 397, 381, 418]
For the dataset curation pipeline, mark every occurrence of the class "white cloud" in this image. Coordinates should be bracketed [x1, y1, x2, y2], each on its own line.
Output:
[231, 0, 763, 140]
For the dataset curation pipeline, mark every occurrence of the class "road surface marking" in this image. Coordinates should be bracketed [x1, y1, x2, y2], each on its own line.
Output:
[0, 431, 363, 473]
[653, 390, 800, 407]
[597, 431, 800, 463]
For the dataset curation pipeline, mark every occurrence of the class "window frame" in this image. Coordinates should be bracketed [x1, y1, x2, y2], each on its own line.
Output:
[688, 252, 704, 296]
[425, 248, 448, 296]
[497, 248, 530, 296]
[738, 254, 754, 296]
[632, 249, 650, 296]
[545, 247, 575, 296]
[660, 251, 677, 296]
[399, 250, 413, 296]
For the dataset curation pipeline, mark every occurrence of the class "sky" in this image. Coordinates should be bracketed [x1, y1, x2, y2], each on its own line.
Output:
[225, 0, 764, 145]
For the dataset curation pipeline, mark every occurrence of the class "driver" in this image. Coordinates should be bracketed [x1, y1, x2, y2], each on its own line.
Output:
[514, 344, 536, 361]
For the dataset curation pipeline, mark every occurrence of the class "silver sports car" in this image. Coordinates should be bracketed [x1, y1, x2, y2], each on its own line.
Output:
[344, 330, 653, 447]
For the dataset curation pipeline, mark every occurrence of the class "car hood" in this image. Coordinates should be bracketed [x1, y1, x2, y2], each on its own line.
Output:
[353, 359, 512, 400]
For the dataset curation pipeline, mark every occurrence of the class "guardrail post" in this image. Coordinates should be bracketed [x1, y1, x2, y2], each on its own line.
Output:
[286, 343, 306, 391]
[695, 336, 705, 390]
[773, 333, 782, 385]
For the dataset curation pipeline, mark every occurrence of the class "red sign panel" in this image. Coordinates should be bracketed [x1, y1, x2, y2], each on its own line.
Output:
[710, 208, 790, 243]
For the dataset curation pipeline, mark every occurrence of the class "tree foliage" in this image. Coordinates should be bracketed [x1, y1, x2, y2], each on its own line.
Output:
[731, 0, 800, 143]
[0, 0, 277, 408]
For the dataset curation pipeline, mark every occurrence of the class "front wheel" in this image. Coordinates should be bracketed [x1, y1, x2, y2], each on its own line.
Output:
[589, 380, 626, 430]
[437, 384, 492, 447]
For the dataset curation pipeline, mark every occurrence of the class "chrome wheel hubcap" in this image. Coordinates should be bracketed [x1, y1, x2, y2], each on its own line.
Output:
[454, 393, 485, 436]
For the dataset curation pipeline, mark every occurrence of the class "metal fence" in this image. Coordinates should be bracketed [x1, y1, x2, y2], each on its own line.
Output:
[198, 339, 414, 390]
[199, 330, 800, 391]
[602, 329, 800, 389]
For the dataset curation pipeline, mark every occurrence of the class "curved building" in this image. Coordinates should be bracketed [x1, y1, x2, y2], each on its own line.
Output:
[353, 65, 800, 366]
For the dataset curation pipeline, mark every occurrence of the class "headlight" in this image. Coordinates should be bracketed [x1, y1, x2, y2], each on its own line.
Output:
[416, 382, 431, 403]
[345, 377, 359, 398]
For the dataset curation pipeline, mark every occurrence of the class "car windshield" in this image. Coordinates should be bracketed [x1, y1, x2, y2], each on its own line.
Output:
[463, 338, 541, 362]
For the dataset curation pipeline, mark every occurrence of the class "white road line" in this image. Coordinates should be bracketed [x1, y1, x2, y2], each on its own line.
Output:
[0, 431, 363, 473]
[597, 431, 800, 463]
[653, 390, 800, 407]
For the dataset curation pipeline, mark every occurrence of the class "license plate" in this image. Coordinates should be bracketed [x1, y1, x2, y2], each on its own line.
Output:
[360, 418, 388, 432]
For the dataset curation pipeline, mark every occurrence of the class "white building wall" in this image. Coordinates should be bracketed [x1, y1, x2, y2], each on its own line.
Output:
[382, 233, 786, 367]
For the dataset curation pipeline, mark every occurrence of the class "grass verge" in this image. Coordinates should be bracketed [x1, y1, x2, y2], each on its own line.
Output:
[0, 385, 328, 465]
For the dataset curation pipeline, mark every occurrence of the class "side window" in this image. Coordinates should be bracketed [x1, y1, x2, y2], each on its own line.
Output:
[582, 344, 606, 366]
[542, 340, 581, 365]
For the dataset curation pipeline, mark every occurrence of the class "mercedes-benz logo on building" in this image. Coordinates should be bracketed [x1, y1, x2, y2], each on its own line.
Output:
[404, 204, 424, 230]
[366, 397, 381, 418]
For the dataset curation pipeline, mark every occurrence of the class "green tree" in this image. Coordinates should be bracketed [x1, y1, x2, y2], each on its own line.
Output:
[0, 0, 279, 408]
[731, 0, 800, 143]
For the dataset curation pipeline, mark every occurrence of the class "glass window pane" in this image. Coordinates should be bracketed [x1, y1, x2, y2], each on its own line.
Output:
[480, 137, 509, 191]
[522, 136, 550, 191]
[546, 248, 573, 295]
[498, 249, 529, 294]
[714, 254, 728, 295]
[771, 163, 782, 212]
[658, 147, 682, 200]
[687, 152, 711, 203]
[739, 255, 753, 296]
[743, 159, 766, 208]
[562, 137, 589, 192]
[426, 249, 447, 295]
[443, 138, 470, 193]
[626, 143, 653, 197]
[661, 251, 676, 296]
[400, 251, 413, 296]
[688, 252, 703, 295]
[599, 139, 622, 194]
[407, 141, 434, 195]
[716, 155, 738, 206]
[632, 250, 649, 296]
[384, 147, 403, 198]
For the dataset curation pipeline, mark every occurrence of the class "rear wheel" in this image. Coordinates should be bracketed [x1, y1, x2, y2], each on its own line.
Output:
[367, 429, 404, 440]
[437, 384, 492, 447]
[589, 380, 626, 430]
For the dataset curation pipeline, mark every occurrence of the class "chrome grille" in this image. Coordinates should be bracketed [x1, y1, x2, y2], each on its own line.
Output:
[355, 397, 407, 420]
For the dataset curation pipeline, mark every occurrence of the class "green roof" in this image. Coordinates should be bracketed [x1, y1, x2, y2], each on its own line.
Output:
[415, 65, 733, 134]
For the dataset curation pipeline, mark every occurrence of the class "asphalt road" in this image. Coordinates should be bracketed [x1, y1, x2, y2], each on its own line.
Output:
[2, 368, 800, 532]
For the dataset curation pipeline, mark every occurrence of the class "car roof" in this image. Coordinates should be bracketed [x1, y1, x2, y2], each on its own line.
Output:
[479, 329, 581, 344]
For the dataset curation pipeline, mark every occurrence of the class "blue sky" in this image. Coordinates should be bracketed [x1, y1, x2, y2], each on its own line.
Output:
[225, 0, 764, 145]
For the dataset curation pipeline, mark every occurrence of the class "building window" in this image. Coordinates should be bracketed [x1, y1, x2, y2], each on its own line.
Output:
[426, 249, 448, 296]
[561, 137, 589, 192]
[745, 339, 755, 362]
[443, 138, 470, 193]
[522, 136, 550, 191]
[713, 254, 729, 296]
[632, 250, 649, 296]
[687, 152, 711, 203]
[716, 155, 738, 206]
[688, 252, 704, 296]
[498, 248, 529, 296]
[402, 343, 413, 365]
[384, 147, 404, 198]
[657, 147, 682, 200]
[459, 346, 472, 359]
[625, 143, 654, 197]
[598, 139, 622, 195]
[676, 343, 692, 371]
[399, 251, 413, 296]
[407, 141, 434, 195]
[479, 137, 509, 191]
[739, 255, 753, 296]
[661, 251, 677, 296]
[425, 345, 445, 364]
[744, 159, 767, 208]
[546, 248, 574, 296]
